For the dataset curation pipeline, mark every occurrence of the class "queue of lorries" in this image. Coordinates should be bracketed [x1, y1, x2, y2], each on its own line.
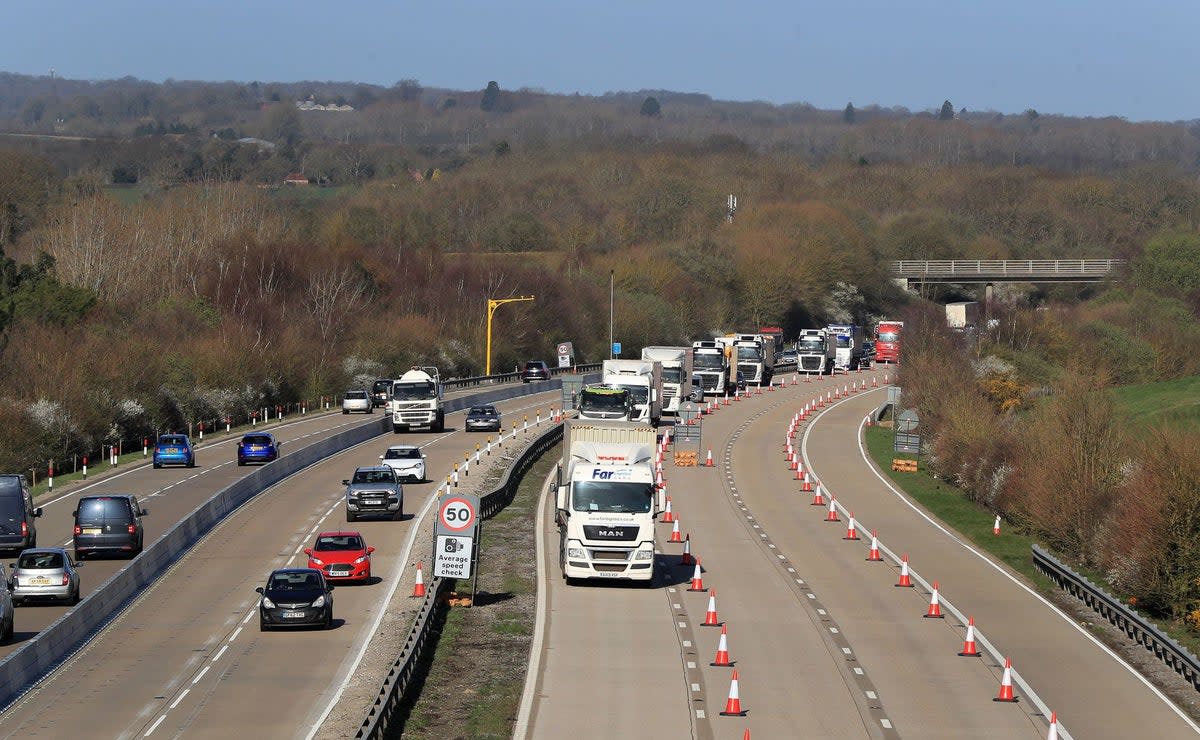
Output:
[558, 322, 902, 585]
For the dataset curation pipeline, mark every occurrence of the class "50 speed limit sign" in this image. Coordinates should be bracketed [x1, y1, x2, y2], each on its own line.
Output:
[437, 495, 479, 534]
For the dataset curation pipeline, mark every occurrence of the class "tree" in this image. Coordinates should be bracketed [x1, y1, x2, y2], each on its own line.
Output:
[843, 102, 856, 124]
[1133, 230, 1200, 296]
[263, 103, 302, 149]
[480, 81, 501, 112]
[0, 151, 57, 247]
[939, 100, 955, 121]
[640, 96, 661, 118]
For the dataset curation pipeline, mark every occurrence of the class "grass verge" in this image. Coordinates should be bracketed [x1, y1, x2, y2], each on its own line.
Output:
[1111, 375, 1200, 429]
[396, 451, 553, 739]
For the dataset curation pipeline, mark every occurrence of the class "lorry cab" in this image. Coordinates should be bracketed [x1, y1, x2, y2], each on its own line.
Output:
[577, 385, 634, 421]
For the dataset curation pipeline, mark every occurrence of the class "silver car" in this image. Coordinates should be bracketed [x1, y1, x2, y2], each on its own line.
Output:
[9, 547, 81, 605]
[341, 390, 373, 414]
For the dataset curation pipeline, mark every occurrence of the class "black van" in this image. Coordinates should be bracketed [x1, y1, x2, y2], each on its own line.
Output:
[73, 495, 148, 559]
[0, 474, 41, 555]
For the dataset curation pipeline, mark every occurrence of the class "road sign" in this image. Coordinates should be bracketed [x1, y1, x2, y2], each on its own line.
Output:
[557, 341, 574, 357]
[558, 354, 572, 368]
[434, 534, 474, 578]
[437, 494, 479, 535]
[612, 342, 622, 356]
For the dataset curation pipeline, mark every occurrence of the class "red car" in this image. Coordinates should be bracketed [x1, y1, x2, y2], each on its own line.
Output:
[304, 531, 374, 582]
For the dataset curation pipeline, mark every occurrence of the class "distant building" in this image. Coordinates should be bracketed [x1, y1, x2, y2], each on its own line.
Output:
[283, 173, 310, 186]
[296, 95, 354, 112]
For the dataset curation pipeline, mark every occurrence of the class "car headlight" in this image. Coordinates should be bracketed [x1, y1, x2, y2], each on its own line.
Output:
[311, 595, 326, 608]
[310, 557, 325, 566]
[261, 596, 276, 609]
[567, 547, 587, 559]
[354, 554, 370, 564]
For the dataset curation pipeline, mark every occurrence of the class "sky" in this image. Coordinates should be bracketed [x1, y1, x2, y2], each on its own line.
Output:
[1, 1, 1196, 122]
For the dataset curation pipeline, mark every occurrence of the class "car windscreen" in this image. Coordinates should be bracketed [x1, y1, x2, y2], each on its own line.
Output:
[242, 435, 272, 445]
[372, 380, 391, 393]
[18, 551, 64, 569]
[268, 572, 321, 590]
[353, 470, 394, 484]
[384, 448, 420, 460]
[77, 498, 131, 522]
[315, 535, 363, 551]
[470, 407, 496, 415]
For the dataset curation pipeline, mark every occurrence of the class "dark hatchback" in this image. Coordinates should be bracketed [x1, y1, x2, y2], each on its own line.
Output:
[237, 432, 280, 465]
[72, 495, 148, 559]
[465, 405, 502, 432]
[0, 474, 42, 555]
[257, 568, 334, 630]
[521, 360, 551, 382]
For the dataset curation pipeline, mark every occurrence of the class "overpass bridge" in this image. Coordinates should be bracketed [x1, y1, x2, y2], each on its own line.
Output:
[892, 259, 1126, 288]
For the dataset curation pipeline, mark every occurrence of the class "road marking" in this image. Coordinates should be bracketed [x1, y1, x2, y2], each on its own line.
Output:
[144, 715, 166, 736]
[229, 627, 242, 642]
[192, 665, 210, 684]
[881, 719, 893, 729]
[210, 645, 227, 663]
[695, 710, 706, 719]
[691, 683, 700, 692]
[169, 689, 189, 709]
[866, 690, 877, 699]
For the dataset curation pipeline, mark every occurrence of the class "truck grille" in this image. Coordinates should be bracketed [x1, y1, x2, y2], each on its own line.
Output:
[591, 550, 630, 561]
[800, 356, 823, 371]
[583, 525, 638, 541]
[698, 374, 720, 390]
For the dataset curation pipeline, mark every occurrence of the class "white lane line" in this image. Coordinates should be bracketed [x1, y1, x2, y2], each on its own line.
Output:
[191, 665, 210, 684]
[210, 645, 227, 663]
[144, 715, 166, 736]
[242, 609, 254, 624]
[229, 627, 242, 642]
[169, 689, 190, 709]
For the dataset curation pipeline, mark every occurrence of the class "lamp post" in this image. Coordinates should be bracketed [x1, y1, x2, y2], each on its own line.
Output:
[609, 270, 614, 359]
[486, 295, 535, 375]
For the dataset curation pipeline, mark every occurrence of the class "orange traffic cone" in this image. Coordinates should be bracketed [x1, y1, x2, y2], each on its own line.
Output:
[834, 386, 840, 400]
[669, 518, 682, 543]
[1047, 711, 1058, 739]
[844, 512, 860, 540]
[705, 449, 715, 467]
[801, 478, 814, 494]
[924, 581, 944, 618]
[711, 624, 733, 666]
[702, 589, 721, 626]
[959, 616, 981, 656]
[662, 496, 675, 523]
[994, 657, 1017, 702]
[866, 530, 882, 561]
[681, 534, 694, 567]
[719, 670, 747, 716]
[810, 482, 824, 506]
[872, 376, 878, 387]
[993, 514, 1001, 536]
[825, 496, 840, 522]
[896, 554, 913, 587]
[688, 558, 705, 592]
[411, 561, 426, 598]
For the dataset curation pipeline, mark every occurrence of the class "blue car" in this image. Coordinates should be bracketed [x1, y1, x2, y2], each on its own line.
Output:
[153, 434, 195, 468]
[238, 433, 280, 466]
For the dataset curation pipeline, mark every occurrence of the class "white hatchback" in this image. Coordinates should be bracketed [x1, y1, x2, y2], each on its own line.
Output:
[342, 390, 372, 414]
[379, 444, 426, 482]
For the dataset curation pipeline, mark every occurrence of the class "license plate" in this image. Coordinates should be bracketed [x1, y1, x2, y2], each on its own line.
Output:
[281, 611, 306, 619]
[592, 571, 622, 578]
[365, 499, 383, 506]
[332, 568, 351, 575]
[30, 577, 51, 585]
[167, 447, 180, 453]
[83, 527, 101, 535]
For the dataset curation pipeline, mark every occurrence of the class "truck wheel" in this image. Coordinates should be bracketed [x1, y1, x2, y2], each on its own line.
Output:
[392, 425, 403, 434]
[433, 413, 445, 433]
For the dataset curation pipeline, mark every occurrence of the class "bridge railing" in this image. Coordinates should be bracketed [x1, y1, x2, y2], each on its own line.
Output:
[1032, 544, 1200, 690]
[891, 259, 1126, 277]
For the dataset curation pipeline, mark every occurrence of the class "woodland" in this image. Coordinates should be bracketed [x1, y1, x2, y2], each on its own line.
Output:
[3, 72, 1200, 624]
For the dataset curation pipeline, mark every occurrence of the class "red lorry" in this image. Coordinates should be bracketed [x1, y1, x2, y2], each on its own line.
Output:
[874, 321, 903, 364]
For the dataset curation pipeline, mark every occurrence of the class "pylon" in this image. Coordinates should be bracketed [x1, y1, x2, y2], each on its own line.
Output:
[872, 376, 878, 387]
[688, 558, 705, 591]
[843, 512, 860, 540]
[662, 496, 675, 523]
[411, 561, 426, 598]
[825, 496, 840, 522]
[1046, 712, 1058, 740]
[681, 534, 694, 566]
[866, 530, 882, 560]
[656, 468, 664, 488]
[993, 514, 1001, 536]
[711, 624, 733, 666]
[924, 581, 944, 618]
[669, 518, 682, 543]
[705, 449, 715, 467]
[768, 379, 775, 391]
[834, 386, 840, 400]
[810, 481, 824, 505]
[794, 463, 805, 481]
[719, 670, 747, 716]
[804, 373, 811, 383]
[959, 616, 981, 656]
[702, 589, 721, 626]
[724, 393, 730, 406]
[896, 554, 913, 587]
[993, 657, 1017, 702]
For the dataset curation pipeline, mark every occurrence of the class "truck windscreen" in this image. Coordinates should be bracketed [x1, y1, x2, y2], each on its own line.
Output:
[661, 368, 683, 384]
[798, 338, 824, 352]
[693, 354, 724, 370]
[877, 332, 898, 342]
[572, 481, 653, 513]
[736, 346, 761, 361]
[392, 382, 436, 400]
[615, 384, 649, 404]
[580, 391, 628, 412]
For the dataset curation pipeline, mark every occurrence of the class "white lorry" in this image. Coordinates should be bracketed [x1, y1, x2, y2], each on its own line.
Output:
[576, 384, 634, 421]
[388, 366, 445, 433]
[601, 359, 663, 427]
[691, 340, 731, 396]
[733, 334, 771, 387]
[946, 301, 981, 330]
[797, 328, 836, 374]
[640, 346, 695, 415]
[827, 324, 865, 372]
[556, 419, 663, 584]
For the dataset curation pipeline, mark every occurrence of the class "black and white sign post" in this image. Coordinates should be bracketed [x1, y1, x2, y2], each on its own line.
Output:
[434, 493, 481, 605]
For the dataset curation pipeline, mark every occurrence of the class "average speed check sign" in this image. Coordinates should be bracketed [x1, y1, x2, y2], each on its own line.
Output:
[437, 494, 479, 535]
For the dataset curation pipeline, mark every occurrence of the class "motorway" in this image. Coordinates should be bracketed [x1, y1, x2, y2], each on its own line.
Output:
[0, 386, 564, 738]
[523, 372, 1200, 739]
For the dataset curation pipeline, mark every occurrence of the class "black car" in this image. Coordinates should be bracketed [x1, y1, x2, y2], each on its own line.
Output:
[371, 378, 393, 407]
[0, 474, 42, 555]
[521, 360, 551, 382]
[465, 405, 502, 432]
[72, 495, 147, 559]
[257, 568, 334, 630]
